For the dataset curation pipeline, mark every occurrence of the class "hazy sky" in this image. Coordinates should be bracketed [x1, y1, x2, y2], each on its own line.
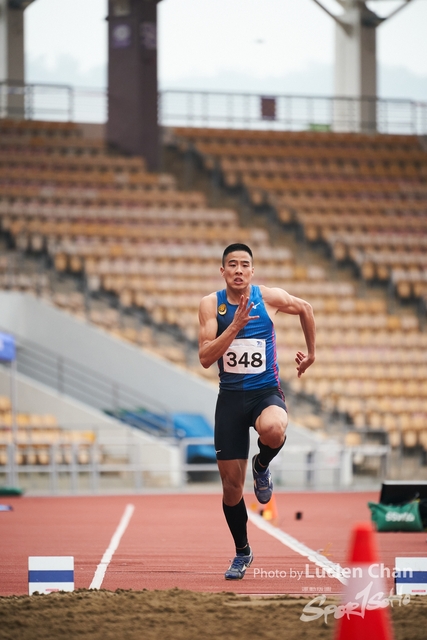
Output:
[25, 0, 427, 87]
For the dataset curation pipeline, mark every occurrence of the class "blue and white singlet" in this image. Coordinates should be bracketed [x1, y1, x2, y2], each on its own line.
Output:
[216, 285, 280, 390]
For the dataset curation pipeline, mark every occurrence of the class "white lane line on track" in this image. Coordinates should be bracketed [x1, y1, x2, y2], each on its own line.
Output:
[247, 511, 347, 585]
[90, 503, 135, 590]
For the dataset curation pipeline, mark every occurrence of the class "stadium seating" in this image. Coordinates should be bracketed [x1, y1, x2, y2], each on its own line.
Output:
[0, 397, 96, 466]
[171, 127, 427, 303]
[169, 126, 427, 451]
[1, 120, 427, 458]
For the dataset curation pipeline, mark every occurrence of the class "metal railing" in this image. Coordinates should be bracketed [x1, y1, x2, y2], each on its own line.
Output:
[0, 81, 426, 134]
[0, 81, 106, 124]
[0, 436, 391, 494]
[160, 90, 427, 135]
[1, 434, 181, 494]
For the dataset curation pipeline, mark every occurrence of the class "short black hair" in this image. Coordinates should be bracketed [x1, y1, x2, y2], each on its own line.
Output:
[222, 243, 253, 266]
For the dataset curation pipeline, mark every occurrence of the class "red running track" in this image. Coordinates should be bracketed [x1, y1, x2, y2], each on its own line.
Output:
[1, 491, 426, 596]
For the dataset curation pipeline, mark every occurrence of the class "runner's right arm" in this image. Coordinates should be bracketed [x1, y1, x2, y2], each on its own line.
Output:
[198, 294, 258, 369]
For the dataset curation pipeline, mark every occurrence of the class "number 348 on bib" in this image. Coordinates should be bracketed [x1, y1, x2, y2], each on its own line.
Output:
[223, 339, 266, 374]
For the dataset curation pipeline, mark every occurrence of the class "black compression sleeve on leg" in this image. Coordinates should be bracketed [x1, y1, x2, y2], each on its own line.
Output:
[256, 435, 286, 469]
[222, 498, 248, 551]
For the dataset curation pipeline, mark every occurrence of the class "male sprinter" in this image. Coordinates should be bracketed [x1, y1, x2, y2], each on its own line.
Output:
[198, 243, 316, 579]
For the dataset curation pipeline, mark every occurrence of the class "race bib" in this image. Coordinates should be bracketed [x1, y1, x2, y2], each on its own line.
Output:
[223, 339, 266, 374]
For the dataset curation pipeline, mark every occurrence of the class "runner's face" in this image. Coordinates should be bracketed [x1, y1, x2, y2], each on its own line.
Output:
[220, 251, 254, 291]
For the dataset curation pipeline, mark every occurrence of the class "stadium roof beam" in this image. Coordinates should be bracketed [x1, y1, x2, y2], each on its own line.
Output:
[312, 0, 415, 132]
[107, 0, 163, 171]
[0, 0, 36, 118]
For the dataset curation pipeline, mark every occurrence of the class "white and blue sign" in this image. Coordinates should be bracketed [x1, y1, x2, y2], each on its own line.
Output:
[0, 333, 15, 362]
[28, 556, 74, 595]
[395, 557, 427, 595]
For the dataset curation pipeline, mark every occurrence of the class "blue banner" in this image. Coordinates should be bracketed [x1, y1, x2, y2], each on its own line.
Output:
[0, 333, 15, 362]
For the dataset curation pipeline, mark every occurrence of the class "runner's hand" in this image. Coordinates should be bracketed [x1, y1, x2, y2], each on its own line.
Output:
[232, 296, 259, 331]
[295, 351, 314, 378]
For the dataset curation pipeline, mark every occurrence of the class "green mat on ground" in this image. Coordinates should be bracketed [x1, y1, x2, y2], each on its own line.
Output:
[0, 486, 23, 496]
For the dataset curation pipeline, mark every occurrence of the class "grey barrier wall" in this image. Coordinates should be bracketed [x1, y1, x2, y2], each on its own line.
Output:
[0, 292, 219, 424]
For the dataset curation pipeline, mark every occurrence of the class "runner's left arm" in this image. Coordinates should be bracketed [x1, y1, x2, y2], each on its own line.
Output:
[261, 286, 316, 377]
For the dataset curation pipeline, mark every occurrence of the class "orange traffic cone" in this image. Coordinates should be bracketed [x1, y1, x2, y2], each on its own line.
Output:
[261, 494, 278, 524]
[334, 522, 394, 640]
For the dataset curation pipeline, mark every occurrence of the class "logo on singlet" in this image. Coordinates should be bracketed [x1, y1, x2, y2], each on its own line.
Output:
[218, 303, 227, 316]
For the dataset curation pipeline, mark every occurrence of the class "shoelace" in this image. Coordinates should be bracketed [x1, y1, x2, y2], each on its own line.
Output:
[230, 555, 250, 570]
[255, 468, 270, 488]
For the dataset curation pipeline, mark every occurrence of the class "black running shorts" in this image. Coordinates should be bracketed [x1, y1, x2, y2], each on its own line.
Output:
[214, 386, 287, 461]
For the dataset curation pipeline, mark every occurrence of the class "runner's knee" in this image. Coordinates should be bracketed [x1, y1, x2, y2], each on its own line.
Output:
[257, 419, 287, 448]
[221, 475, 245, 505]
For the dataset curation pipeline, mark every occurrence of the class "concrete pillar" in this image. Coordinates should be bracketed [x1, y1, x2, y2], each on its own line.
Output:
[0, 0, 35, 118]
[334, 1, 381, 132]
[312, 0, 414, 133]
[107, 0, 162, 171]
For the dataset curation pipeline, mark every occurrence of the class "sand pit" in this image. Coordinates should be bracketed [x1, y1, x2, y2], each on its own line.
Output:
[1, 587, 426, 640]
